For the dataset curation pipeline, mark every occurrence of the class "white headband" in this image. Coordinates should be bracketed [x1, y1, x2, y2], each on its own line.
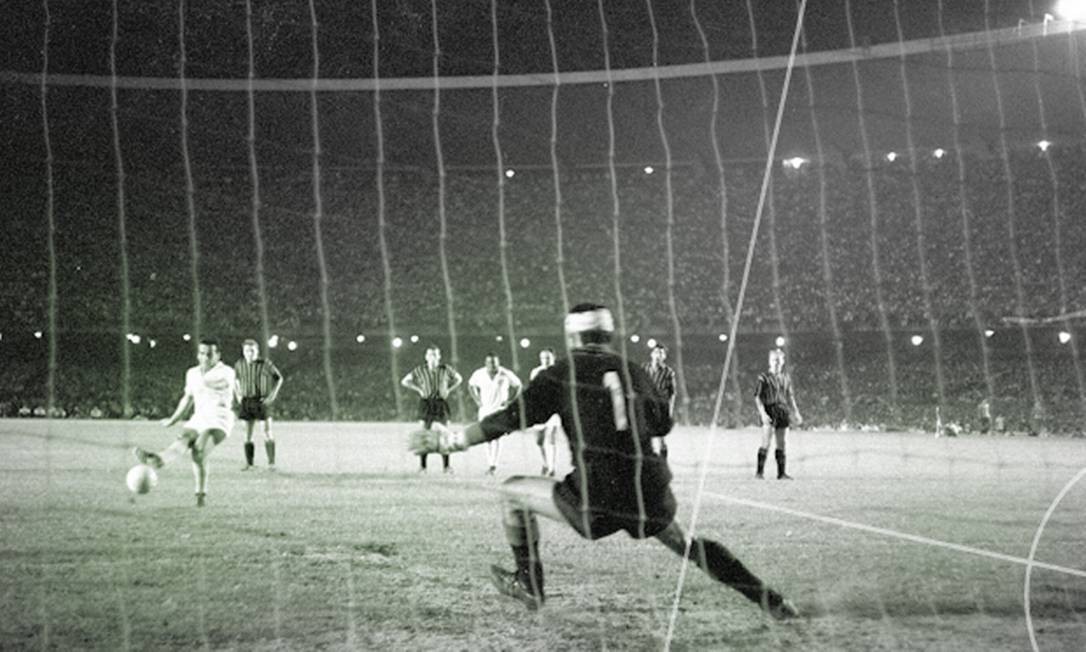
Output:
[564, 308, 615, 334]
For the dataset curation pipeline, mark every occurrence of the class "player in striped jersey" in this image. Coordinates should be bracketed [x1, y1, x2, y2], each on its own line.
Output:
[409, 304, 798, 618]
[643, 344, 676, 460]
[234, 339, 284, 471]
[529, 348, 561, 476]
[401, 345, 463, 473]
[754, 348, 803, 480]
[133, 338, 236, 507]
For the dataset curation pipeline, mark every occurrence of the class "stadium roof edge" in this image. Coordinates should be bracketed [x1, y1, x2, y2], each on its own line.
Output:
[2, 20, 1084, 92]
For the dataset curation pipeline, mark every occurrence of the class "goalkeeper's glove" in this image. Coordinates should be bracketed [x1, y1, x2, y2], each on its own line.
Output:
[408, 423, 470, 455]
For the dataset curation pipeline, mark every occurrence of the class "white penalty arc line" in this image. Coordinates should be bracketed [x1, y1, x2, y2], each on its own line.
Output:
[704, 491, 1086, 580]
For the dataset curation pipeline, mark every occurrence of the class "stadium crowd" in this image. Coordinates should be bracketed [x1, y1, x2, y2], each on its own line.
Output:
[4, 143, 1085, 433]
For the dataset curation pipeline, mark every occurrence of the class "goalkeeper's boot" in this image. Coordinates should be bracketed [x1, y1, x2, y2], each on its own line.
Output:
[132, 447, 164, 469]
[489, 565, 544, 611]
[195, 492, 206, 508]
[760, 589, 800, 620]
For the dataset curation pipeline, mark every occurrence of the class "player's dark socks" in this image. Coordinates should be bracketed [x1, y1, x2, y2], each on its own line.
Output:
[775, 450, 787, 479]
[195, 492, 206, 508]
[265, 440, 276, 465]
[689, 537, 767, 605]
[419, 454, 428, 470]
[244, 442, 255, 467]
[505, 512, 544, 600]
[756, 447, 768, 477]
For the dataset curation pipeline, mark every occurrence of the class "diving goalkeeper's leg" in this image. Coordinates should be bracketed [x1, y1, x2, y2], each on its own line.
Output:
[492, 476, 564, 610]
[655, 521, 799, 619]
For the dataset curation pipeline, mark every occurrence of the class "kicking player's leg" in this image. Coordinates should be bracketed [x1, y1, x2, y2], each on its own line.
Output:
[654, 521, 797, 618]
[134, 430, 197, 469]
[492, 476, 565, 609]
[190, 428, 227, 507]
[262, 417, 276, 469]
[774, 427, 790, 479]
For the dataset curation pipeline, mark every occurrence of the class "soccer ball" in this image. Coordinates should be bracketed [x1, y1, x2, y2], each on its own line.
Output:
[126, 464, 158, 494]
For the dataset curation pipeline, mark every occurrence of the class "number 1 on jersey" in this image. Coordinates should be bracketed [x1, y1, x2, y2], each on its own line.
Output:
[602, 371, 629, 431]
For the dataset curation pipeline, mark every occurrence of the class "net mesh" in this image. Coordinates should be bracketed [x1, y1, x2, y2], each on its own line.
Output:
[3, 0, 1086, 649]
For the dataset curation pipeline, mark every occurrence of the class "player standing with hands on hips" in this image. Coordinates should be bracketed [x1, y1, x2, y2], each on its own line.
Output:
[754, 348, 802, 480]
[402, 345, 463, 473]
[235, 339, 284, 471]
[468, 353, 523, 475]
[410, 303, 798, 617]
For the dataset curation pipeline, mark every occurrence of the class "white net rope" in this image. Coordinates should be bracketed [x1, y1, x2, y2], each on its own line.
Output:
[4, 1, 1086, 649]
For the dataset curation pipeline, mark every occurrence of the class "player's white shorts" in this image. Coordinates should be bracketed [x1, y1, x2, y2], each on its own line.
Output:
[184, 412, 235, 435]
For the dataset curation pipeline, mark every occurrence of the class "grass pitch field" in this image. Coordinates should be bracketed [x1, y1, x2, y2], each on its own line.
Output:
[2, 419, 1085, 651]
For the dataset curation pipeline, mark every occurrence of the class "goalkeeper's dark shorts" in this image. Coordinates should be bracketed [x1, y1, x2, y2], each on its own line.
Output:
[765, 403, 791, 429]
[553, 479, 677, 541]
[418, 397, 450, 427]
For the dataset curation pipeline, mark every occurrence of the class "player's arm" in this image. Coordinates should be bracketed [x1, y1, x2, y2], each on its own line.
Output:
[160, 391, 193, 427]
[266, 363, 284, 404]
[400, 371, 424, 396]
[507, 371, 523, 403]
[447, 368, 463, 394]
[468, 378, 482, 407]
[754, 379, 771, 426]
[788, 379, 802, 426]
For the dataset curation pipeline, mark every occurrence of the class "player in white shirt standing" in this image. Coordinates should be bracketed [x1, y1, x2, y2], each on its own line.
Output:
[468, 353, 523, 475]
[530, 348, 562, 476]
[133, 338, 237, 507]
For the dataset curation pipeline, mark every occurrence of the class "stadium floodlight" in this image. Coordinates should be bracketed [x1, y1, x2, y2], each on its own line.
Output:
[391, 336, 403, 349]
[183, 333, 192, 342]
[127, 333, 141, 345]
[910, 335, 924, 346]
[409, 335, 419, 343]
[1037, 139, 1052, 152]
[933, 148, 946, 159]
[148, 339, 157, 349]
[644, 166, 654, 175]
[287, 340, 298, 351]
[505, 168, 515, 178]
[519, 337, 531, 348]
[885, 151, 898, 162]
[646, 338, 657, 348]
[1056, 0, 1086, 21]
[782, 156, 807, 170]
[630, 334, 640, 343]
[495, 335, 503, 342]
[984, 329, 995, 338]
[1058, 331, 1072, 344]
[775, 336, 786, 347]
[718, 333, 728, 342]
[267, 335, 279, 348]
[34, 330, 43, 339]
[355, 334, 365, 343]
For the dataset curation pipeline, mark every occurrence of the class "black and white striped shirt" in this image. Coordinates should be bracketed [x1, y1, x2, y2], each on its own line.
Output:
[408, 364, 462, 400]
[234, 358, 283, 399]
[642, 362, 676, 401]
[754, 372, 793, 407]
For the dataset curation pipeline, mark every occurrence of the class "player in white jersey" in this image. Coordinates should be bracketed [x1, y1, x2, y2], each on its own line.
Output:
[529, 348, 562, 476]
[468, 353, 523, 475]
[133, 338, 237, 507]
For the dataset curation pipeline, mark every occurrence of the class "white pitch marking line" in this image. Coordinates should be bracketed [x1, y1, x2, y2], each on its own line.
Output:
[704, 491, 1086, 579]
